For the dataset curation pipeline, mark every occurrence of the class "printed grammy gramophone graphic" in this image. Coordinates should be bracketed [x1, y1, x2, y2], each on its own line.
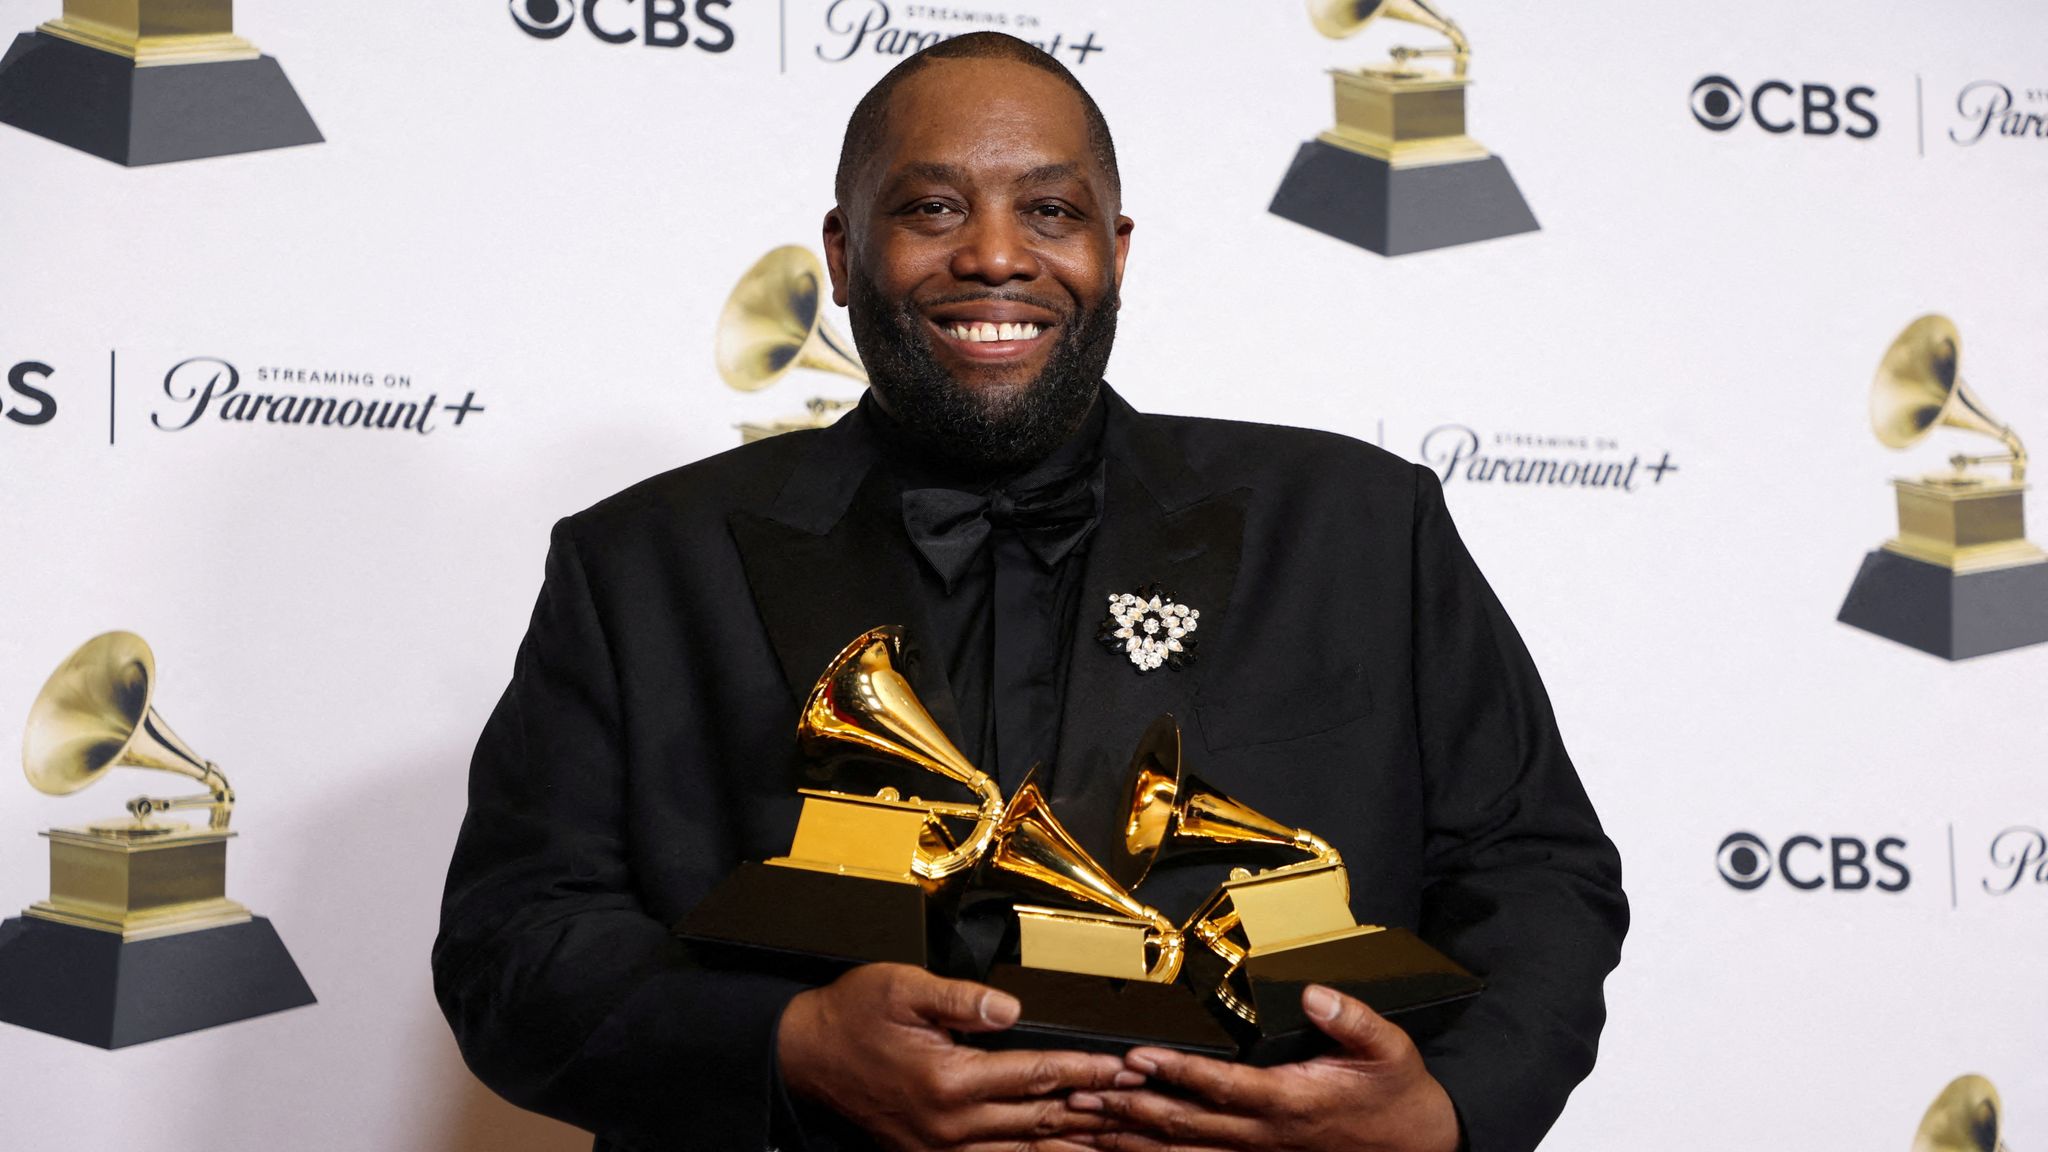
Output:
[0, 0, 320, 165]
[1269, 0, 1538, 255]
[679, 628, 1480, 1062]
[0, 632, 313, 1048]
[717, 246, 869, 443]
[1913, 1074, 2013, 1152]
[1838, 315, 2048, 660]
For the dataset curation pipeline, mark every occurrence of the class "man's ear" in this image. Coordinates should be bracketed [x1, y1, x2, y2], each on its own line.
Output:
[1111, 214, 1133, 309]
[823, 208, 851, 308]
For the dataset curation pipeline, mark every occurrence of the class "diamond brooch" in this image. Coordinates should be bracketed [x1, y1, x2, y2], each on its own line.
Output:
[1097, 583, 1199, 673]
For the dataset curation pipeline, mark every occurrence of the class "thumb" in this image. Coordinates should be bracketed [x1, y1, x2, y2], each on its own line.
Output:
[887, 968, 1022, 1034]
[1302, 984, 1404, 1059]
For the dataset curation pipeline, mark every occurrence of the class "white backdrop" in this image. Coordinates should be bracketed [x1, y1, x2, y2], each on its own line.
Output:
[1, 1, 2043, 1148]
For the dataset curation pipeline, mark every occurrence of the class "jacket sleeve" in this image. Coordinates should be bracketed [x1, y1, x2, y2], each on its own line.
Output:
[432, 519, 806, 1150]
[1403, 465, 1630, 1152]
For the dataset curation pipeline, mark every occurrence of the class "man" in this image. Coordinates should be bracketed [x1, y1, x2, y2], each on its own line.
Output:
[434, 32, 1626, 1152]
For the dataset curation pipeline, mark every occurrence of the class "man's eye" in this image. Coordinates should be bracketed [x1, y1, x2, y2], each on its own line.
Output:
[1032, 204, 1070, 218]
[913, 201, 954, 216]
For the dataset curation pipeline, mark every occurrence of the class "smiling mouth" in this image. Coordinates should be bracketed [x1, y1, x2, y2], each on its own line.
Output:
[942, 320, 1044, 343]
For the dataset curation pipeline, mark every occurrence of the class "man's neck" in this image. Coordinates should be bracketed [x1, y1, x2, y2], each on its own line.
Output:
[862, 384, 1107, 491]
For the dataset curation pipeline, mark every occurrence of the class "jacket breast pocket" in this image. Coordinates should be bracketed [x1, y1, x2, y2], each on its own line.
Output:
[1194, 659, 1374, 751]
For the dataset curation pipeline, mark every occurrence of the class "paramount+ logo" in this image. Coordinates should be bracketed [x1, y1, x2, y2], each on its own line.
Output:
[1691, 75, 1878, 139]
[1717, 831, 1909, 892]
[509, 0, 735, 51]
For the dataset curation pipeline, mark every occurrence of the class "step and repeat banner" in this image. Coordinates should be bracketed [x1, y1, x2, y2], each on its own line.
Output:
[0, 0, 2043, 1148]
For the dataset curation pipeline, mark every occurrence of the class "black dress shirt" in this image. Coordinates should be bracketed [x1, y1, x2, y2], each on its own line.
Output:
[866, 394, 1109, 794]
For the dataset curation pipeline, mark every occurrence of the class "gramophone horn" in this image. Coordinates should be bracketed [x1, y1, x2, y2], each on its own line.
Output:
[1308, 0, 1470, 74]
[1113, 713, 1336, 890]
[23, 631, 234, 831]
[799, 627, 1003, 881]
[1913, 1074, 2009, 1152]
[981, 767, 1184, 982]
[1872, 314, 2027, 481]
[715, 246, 867, 393]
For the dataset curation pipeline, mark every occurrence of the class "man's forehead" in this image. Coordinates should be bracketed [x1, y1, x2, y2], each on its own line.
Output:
[871, 58, 1098, 183]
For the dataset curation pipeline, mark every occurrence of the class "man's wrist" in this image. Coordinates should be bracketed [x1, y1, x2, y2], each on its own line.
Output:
[1434, 1074, 1470, 1152]
[774, 988, 825, 1105]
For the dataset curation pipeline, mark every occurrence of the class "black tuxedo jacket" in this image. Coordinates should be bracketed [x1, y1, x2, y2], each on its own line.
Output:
[433, 387, 1628, 1152]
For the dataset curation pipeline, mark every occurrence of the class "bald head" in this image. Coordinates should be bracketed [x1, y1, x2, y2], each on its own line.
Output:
[833, 32, 1119, 211]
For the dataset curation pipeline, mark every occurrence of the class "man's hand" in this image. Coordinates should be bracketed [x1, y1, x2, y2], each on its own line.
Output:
[1065, 985, 1460, 1152]
[777, 963, 1145, 1151]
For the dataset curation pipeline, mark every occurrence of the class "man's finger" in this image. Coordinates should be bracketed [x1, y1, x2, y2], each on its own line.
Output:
[959, 1048, 1135, 1097]
[936, 1097, 1131, 1144]
[1121, 1047, 1276, 1113]
[958, 1143, 1099, 1152]
[1069, 1089, 1264, 1147]
[885, 966, 1021, 1033]
[1301, 983, 1404, 1059]
[1067, 1134, 1232, 1152]
[963, 1140, 1129, 1152]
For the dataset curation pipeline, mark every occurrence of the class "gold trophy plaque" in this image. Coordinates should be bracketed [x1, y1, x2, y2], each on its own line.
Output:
[1268, 0, 1537, 255]
[0, 0, 321, 166]
[1838, 315, 2048, 659]
[717, 246, 868, 444]
[0, 632, 314, 1048]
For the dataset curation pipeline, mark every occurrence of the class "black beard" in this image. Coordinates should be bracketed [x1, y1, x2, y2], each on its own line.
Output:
[847, 265, 1116, 475]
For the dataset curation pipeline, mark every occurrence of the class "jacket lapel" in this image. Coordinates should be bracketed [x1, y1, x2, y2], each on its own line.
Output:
[728, 406, 967, 747]
[1046, 390, 1247, 865]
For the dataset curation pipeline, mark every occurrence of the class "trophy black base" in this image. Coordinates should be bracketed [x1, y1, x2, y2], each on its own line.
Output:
[0, 32, 322, 166]
[1837, 549, 2048, 660]
[0, 914, 315, 1049]
[1268, 139, 1538, 256]
[676, 861, 937, 985]
[965, 964, 1238, 1058]
[1187, 928, 1482, 1067]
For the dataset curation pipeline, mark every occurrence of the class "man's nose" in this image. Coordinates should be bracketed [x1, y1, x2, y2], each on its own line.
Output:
[948, 210, 1041, 285]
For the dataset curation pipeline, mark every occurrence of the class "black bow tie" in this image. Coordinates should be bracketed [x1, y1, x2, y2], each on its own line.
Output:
[901, 462, 1106, 592]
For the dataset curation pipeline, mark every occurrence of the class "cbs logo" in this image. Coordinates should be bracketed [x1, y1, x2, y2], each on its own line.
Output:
[1717, 831, 1909, 892]
[1690, 75, 1879, 139]
[3, 361, 57, 426]
[509, 0, 734, 51]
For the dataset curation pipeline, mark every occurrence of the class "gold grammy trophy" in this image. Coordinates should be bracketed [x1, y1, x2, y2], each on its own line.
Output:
[1119, 716, 1479, 1063]
[1268, 0, 1537, 255]
[1261, 0, 1540, 253]
[718, 246, 869, 444]
[679, 626, 1239, 1054]
[676, 627, 1005, 977]
[0, 632, 313, 1048]
[1838, 315, 2048, 659]
[965, 765, 1237, 1057]
[0, 0, 322, 165]
[986, 769, 1184, 984]
[1914, 1075, 2011, 1152]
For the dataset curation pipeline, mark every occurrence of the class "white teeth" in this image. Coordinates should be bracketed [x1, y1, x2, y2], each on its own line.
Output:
[945, 321, 1043, 343]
